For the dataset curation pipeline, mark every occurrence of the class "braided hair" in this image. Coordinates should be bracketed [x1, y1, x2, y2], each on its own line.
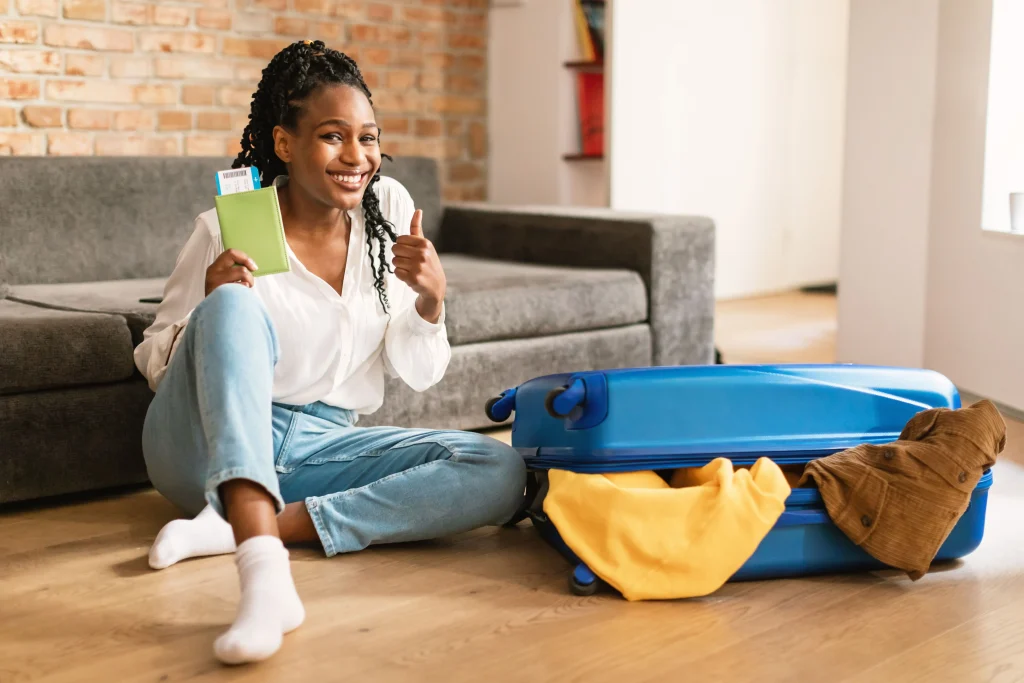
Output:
[232, 39, 397, 312]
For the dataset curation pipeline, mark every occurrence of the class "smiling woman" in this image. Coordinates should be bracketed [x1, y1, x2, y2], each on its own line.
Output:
[231, 42, 398, 309]
[130, 40, 527, 668]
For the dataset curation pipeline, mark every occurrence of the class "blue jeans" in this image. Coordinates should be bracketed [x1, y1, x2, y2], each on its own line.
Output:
[141, 285, 527, 556]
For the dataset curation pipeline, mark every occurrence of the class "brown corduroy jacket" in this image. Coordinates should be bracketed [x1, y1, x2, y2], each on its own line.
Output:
[798, 400, 1006, 580]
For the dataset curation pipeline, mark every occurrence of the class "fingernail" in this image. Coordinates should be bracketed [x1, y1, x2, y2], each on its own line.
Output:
[250, 261, 258, 270]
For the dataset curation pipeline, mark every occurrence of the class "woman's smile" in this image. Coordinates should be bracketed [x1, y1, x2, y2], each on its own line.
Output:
[327, 169, 369, 191]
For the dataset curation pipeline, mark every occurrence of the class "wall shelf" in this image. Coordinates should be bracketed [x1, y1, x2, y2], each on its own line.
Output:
[563, 153, 604, 161]
[564, 60, 604, 70]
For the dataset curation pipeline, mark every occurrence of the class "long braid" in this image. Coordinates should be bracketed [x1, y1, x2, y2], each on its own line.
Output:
[232, 39, 398, 312]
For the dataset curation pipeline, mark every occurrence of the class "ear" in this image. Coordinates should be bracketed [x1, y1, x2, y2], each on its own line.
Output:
[900, 408, 941, 441]
[272, 124, 293, 164]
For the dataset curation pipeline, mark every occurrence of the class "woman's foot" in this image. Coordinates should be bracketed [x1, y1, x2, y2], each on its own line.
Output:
[148, 504, 237, 569]
[214, 535, 305, 664]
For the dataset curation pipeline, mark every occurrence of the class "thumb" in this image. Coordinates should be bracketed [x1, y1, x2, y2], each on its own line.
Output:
[410, 209, 424, 237]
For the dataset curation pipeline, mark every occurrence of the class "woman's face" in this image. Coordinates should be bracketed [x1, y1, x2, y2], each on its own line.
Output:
[273, 84, 382, 211]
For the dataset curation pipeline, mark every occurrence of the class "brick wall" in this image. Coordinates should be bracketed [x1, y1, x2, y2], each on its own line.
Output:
[0, 0, 488, 200]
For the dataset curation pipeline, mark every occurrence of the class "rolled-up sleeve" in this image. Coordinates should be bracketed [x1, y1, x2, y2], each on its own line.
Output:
[379, 180, 451, 392]
[383, 297, 451, 392]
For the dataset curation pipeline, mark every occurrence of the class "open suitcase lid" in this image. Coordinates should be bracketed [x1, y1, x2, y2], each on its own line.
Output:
[494, 364, 961, 472]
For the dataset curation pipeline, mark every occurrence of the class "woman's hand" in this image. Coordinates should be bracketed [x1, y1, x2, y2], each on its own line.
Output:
[391, 209, 446, 323]
[205, 249, 257, 296]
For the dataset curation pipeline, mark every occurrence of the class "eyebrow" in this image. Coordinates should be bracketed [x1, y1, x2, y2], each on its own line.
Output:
[316, 118, 378, 130]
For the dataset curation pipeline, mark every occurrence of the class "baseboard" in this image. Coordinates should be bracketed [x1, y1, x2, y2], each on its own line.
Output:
[799, 282, 838, 295]
[958, 388, 1024, 423]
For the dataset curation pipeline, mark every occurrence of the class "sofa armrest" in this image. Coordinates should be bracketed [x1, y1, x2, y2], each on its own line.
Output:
[438, 204, 715, 366]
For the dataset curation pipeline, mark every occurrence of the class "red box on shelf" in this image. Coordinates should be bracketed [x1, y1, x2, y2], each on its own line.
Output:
[576, 71, 604, 156]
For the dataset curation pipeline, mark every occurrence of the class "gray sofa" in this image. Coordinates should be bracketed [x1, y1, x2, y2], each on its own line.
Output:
[0, 156, 715, 504]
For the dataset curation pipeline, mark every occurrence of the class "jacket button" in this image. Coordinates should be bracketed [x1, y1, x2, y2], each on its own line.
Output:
[958, 471, 967, 483]
[883, 449, 894, 461]
[861, 515, 872, 527]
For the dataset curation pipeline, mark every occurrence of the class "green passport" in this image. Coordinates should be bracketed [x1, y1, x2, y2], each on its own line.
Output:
[214, 187, 290, 277]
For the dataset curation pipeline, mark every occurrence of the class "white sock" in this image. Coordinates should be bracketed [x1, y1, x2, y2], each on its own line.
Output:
[148, 504, 237, 570]
[213, 535, 305, 665]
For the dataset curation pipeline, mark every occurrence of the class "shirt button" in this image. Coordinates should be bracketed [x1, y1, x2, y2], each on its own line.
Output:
[861, 515, 872, 527]
[958, 471, 967, 483]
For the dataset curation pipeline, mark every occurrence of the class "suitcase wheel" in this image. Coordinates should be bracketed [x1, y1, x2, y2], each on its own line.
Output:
[545, 378, 587, 418]
[484, 396, 504, 422]
[484, 388, 517, 422]
[569, 563, 599, 596]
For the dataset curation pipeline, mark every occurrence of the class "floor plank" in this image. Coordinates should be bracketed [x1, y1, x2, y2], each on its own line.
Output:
[715, 290, 837, 364]
[3, 292, 1022, 683]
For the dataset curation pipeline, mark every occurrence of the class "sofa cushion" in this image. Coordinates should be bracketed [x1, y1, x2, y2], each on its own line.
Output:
[0, 379, 153, 504]
[0, 155, 443, 286]
[10, 278, 165, 347]
[439, 254, 648, 345]
[361, 324, 653, 431]
[10, 255, 649, 350]
[0, 300, 135, 394]
[0, 156, 232, 286]
[0, 253, 9, 299]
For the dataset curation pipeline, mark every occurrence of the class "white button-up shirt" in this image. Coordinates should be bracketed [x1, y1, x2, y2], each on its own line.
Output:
[133, 176, 450, 415]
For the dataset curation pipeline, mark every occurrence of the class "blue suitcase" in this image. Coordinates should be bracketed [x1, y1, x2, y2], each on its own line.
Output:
[484, 364, 993, 595]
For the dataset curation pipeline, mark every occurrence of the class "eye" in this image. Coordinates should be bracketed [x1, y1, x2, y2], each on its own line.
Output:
[322, 133, 342, 142]
[361, 134, 377, 143]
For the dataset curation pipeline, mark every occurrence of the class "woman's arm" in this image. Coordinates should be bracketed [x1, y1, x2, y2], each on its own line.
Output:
[379, 180, 451, 392]
[382, 288, 451, 392]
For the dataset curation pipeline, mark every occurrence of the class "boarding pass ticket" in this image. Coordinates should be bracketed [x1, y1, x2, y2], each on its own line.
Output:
[216, 166, 262, 195]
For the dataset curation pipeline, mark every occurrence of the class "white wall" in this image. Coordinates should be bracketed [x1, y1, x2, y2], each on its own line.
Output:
[836, 0, 939, 368]
[925, 0, 1024, 409]
[607, 0, 849, 300]
[487, 0, 608, 207]
[487, 1, 565, 205]
[838, 0, 1024, 411]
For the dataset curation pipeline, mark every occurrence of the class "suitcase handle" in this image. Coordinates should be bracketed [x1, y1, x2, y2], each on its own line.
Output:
[774, 508, 831, 528]
[546, 378, 587, 418]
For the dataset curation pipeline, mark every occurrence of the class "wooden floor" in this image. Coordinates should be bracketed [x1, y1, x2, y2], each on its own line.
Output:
[4, 292, 1024, 682]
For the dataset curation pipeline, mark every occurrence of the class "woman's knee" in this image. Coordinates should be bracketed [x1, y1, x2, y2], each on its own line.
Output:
[456, 433, 527, 522]
[143, 444, 209, 516]
[188, 284, 277, 358]
[193, 284, 270, 333]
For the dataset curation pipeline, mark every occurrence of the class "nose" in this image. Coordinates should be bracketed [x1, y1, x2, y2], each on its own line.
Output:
[339, 136, 366, 168]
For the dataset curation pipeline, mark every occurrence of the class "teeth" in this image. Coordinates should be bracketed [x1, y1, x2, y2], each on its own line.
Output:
[330, 173, 362, 184]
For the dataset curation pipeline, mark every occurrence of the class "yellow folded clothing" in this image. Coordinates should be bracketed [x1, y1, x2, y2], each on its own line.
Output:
[543, 458, 791, 601]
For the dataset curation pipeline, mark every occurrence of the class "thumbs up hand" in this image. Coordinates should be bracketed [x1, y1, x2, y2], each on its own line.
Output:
[392, 209, 446, 323]
[409, 208, 424, 238]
